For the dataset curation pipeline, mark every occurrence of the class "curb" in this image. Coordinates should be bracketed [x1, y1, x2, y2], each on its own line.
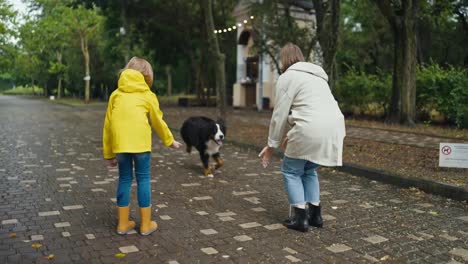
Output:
[217, 137, 468, 202]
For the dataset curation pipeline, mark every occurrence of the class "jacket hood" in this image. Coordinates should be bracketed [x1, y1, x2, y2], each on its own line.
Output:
[287, 62, 328, 82]
[118, 69, 150, 93]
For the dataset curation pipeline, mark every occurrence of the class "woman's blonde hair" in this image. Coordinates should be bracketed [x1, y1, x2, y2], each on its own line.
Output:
[123, 56, 154, 87]
[280, 43, 305, 73]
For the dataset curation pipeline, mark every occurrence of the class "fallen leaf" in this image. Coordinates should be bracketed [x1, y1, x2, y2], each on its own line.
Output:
[32, 243, 42, 249]
[45, 254, 55, 260]
[115, 253, 126, 258]
[380, 255, 390, 261]
[428, 211, 438, 216]
[9, 233, 17, 238]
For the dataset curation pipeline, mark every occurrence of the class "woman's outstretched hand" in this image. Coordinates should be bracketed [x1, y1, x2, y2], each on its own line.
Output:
[170, 140, 183, 149]
[258, 146, 274, 168]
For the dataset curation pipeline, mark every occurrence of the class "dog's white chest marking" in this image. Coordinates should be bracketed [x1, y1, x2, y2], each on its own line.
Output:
[206, 140, 220, 155]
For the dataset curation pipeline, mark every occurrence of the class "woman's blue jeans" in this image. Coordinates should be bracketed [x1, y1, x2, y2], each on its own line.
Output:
[116, 152, 151, 208]
[281, 156, 320, 206]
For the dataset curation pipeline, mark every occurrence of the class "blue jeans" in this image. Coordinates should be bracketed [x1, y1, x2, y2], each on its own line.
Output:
[281, 156, 320, 206]
[116, 152, 151, 208]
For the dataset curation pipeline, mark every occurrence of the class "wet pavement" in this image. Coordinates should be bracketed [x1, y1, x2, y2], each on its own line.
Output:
[0, 96, 467, 263]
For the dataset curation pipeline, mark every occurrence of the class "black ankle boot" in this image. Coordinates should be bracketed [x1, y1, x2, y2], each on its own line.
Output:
[307, 203, 323, 228]
[283, 207, 309, 232]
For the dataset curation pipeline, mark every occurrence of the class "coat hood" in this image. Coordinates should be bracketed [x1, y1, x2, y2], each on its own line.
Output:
[118, 69, 150, 93]
[287, 62, 328, 82]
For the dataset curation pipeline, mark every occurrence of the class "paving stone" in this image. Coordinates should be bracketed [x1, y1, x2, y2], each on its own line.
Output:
[232, 190, 259, 196]
[56, 177, 74, 181]
[362, 235, 389, 244]
[91, 188, 106, 192]
[321, 191, 331, 195]
[30, 235, 44, 241]
[244, 197, 261, 204]
[201, 247, 218, 255]
[200, 229, 218, 235]
[233, 235, 252, 242]
[193, 196, 212, 201]
[456, 216, 468, 222]
[181, 183, 201, 187]
[85, 234, 95, 240]
[283, 247, 298, 254]
[322, 214, 336, 221]
[264, 223, 285, 230]
[216, 211, 237, 217]
[20, 180, 36, 184]
[251, 207, 266, 212]
[285, 255, 301, 262]
[63, 205, 83, 210]
[168, 261, 180, 264]
[62, 232, 71, 237]
[38, 211, 60, 217]
[219, 216, 235, 221]
[389, 199, 403, 203]
[239, 222, 262, 229]
[196, 211, 209, 215]
[157, 204, 168, 208]
[326, 244, 352, 253]
[1, 219, 18, 225]
[54, 222, 71, 228]
[449, 248, 468, 261]
[160, 215, 172, 220]
[416, 203, 433, 208]
[440, 233, 458, 241]
[332, 200, 348, 204]
[119, 245, 139, 254]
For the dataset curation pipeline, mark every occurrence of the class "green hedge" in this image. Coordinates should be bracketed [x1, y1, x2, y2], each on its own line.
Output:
[416, 63, 468, 128]
[335, 64, 468, 128]
[2, 85, 44, 95]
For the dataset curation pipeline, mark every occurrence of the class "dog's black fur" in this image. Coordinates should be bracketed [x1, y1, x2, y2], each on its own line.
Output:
[180, 117, 226, 176]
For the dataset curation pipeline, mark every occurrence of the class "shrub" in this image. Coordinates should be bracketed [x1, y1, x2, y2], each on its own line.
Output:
[2, 85, 44, 95]
[335, 68, 391, 116]
[417, 63, 468, 128]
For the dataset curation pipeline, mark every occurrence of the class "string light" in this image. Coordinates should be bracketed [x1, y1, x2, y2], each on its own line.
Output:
[214, 15, 255, 34]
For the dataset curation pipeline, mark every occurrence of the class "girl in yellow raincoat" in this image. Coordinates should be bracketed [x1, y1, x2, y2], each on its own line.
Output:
[103, 57, 182, 235]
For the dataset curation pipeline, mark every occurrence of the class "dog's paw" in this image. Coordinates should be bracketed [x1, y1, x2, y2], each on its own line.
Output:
[206, 174, 214, 178]
[203, 168, 213, 177]
[215, 159, 224, 169]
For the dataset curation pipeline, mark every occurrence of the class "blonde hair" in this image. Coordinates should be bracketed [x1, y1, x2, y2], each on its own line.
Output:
[280, 43, 305, 73]
[123, 56, 154, 87]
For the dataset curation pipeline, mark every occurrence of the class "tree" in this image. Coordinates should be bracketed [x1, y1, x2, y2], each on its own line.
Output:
[252, 0, 316, 75]
[202, 0, 227, 125]
[312, 0, 341, 89]
[373, 0, 418, 126]
[64, 4, 102, 103]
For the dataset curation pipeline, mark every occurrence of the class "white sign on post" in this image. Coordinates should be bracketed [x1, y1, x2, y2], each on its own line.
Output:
[439, 143, 468, 168]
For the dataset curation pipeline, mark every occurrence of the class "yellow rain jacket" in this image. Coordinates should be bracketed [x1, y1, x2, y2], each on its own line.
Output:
[102, 69, 174, 159]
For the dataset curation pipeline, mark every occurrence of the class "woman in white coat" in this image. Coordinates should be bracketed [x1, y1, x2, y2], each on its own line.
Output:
[259, 43, 346, 232]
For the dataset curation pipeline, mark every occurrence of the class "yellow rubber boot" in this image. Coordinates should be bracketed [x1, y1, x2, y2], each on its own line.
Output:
[117, 206, 136, 235]
[139, 206, 158, 235]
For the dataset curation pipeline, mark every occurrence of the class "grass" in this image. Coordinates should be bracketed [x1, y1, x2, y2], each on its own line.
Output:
[2, 85, 44, 95]
[48, 98, 107, 107]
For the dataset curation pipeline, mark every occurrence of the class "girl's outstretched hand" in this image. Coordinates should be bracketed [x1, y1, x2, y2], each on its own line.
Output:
[106, 158, 117, 167]
[170, 140, 183, 149]
[258, 146, 274, 168]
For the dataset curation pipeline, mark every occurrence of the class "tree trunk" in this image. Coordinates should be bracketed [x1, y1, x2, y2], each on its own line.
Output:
[80, 34, 91, 104]
[56, 51, 63, 99]
[399, 1, 417, 126]
[165, 65, 172, 96]
[202, 0, 227, 125]
[312, 0, 341, 90]
[375, 0, 417, 126]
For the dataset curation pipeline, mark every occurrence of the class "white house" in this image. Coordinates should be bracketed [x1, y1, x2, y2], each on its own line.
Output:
[231, 0, 316, 109]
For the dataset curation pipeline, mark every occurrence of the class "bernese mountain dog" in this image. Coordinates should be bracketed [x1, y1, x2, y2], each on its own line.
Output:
[180, 117, 225, 177]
